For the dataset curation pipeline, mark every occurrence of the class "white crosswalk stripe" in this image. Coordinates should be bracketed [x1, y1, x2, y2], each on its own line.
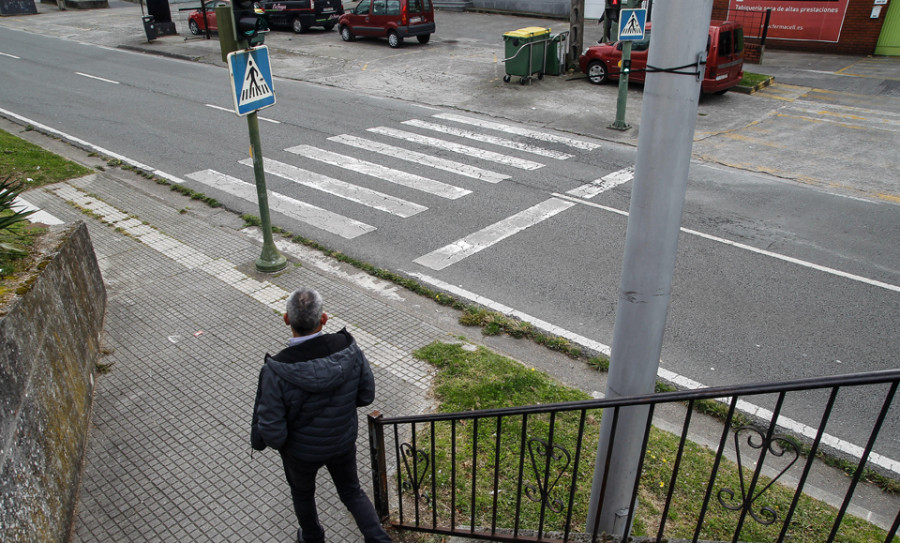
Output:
[413, 198, 575, 271]
[368, 126, 544, 170]
[566, 166, 634, 199]
[329, 134, 509, 184]
[432, 112, 602, 150]
[284, 144, 471, 200]
[186, 169, 375, 239]
[238, 157, 427, 218]
[401, 119, 573, 160]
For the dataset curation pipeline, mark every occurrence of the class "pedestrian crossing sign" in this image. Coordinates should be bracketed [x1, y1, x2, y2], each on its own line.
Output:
[618, 8, 647, 41]
[227, 46, 276, 116]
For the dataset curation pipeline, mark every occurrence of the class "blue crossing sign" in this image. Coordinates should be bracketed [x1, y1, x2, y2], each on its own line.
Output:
[227, 46, 276, 116]
[618, 8, 647, 41]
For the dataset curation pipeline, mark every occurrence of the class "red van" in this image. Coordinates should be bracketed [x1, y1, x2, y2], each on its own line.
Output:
[338, 0, 435, 48]
[579, 21, 744, 95]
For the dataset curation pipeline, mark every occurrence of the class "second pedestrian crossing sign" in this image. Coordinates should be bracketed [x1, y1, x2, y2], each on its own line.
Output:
[618, 8, 647, 41]
[227, 46, 276, 116]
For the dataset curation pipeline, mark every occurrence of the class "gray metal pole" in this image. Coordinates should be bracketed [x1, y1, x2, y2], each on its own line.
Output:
[586, 0, 713, 538]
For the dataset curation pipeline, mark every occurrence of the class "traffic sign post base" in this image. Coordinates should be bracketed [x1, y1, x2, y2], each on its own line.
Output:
[256, 247, 287, 273]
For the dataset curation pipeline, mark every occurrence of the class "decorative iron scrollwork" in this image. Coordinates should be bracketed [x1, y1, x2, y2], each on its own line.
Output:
[717, 426, 800, 525]
[399, 442, 430, 504]
[524, 438, 571, 513]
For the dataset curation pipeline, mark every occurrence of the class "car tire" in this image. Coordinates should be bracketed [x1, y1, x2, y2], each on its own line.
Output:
[416, 33, 430, 44]
[189, 20, 201, 35]
[292, 17, 307, 34]
[586, 60, 608, 85]
[324, 21, 335, 31]
[340, 25, 355, 41]
[388, 30, 402, 48]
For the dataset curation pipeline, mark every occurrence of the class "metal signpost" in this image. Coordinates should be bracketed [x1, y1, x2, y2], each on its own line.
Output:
[609, 6, 646, 131]
[217, 3, 286, 273]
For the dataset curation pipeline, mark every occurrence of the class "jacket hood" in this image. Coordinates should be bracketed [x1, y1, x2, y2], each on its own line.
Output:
[264, 340, 362, 393]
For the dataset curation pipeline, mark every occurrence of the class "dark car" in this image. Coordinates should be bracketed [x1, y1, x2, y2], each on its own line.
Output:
[260, 0, 344, 33]
[338, 0, 435, 48]
[187, 0, 230, 35]
[579, 21, 744, 95]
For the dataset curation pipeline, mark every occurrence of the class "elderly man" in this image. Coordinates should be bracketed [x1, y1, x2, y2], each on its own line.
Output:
[251, 288, 392, 543]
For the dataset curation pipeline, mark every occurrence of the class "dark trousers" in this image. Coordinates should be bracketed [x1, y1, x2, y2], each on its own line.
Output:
[280, 448, 392, 543]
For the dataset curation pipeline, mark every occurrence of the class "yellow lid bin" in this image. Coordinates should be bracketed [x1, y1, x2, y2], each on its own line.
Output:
[503, 27, 551, 82]
[503, 26, 550, 39]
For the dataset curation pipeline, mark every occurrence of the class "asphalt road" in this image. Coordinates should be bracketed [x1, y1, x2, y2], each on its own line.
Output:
[0, 12, 898, 466]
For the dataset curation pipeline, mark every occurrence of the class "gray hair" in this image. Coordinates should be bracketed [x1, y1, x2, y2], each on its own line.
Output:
[285, 288, 324, 335]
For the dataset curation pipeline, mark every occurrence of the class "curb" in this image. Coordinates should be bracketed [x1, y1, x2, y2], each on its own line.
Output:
[731, 75, 775, 94]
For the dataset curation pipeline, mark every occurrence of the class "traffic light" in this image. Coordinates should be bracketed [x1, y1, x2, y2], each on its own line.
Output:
[233, 0, 269, 47]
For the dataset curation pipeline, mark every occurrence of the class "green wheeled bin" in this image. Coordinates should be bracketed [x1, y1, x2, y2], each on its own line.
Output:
[502, 26, 550, 84]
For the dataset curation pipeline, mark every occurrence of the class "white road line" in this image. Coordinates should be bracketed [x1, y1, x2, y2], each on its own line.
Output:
[682, 226, 900, 293]
[368, 126, 544, 170]
[413, 198, 574, 270]
[13, 197, 64, 225]
[239, 157, 426, 218]
[75, 72, 119, 85]
[405, 272, 900, 476]
[0, 52, 21, 59]
[554, 192, 900, 294]
[402, 119, 573, 160]
[285, 144, 471, 200]
[204, 103, 280, 123]
[433, 112, 602, 150]
[329, 134, 509, 184]
[186, 169, 375, 239]
[567, 166, 634, 199]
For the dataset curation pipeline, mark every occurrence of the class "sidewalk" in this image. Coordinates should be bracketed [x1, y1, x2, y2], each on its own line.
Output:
[20, 146, 445, 542]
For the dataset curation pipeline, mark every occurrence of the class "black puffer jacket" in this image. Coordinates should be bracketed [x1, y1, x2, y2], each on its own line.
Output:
[251, 328, 376, 461]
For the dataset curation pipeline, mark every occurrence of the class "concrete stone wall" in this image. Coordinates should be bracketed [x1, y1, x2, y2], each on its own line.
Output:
[0, 222, 107, 543]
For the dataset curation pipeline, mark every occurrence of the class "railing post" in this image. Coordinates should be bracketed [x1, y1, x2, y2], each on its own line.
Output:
[368, 411, 390, 521]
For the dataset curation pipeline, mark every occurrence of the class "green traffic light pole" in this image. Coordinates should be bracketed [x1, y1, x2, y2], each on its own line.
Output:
[609, 0, 637, 131]
[217, 4, 286, 273]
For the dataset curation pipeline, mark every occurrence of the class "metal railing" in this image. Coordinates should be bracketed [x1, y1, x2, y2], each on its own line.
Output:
[368, 369, 900, 543]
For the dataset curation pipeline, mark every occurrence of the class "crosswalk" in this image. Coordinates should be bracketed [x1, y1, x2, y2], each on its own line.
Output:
[185, 112, 634, 269]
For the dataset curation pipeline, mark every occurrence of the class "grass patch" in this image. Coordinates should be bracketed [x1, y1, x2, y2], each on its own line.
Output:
[0, 128, 92, 188]
[408, 341, 897, 543]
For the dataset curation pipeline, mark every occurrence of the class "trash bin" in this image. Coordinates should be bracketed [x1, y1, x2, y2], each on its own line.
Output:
[544, 31, 569, 76]
[502, 26, 550, 84]
[142, 15, 158, 42]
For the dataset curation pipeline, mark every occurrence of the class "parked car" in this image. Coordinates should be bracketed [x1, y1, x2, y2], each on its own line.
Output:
[260, 0, 344, 33]
[338, 0, 435, 48]
[187, 0, 230, 35]
[578, 21, 744, 95]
